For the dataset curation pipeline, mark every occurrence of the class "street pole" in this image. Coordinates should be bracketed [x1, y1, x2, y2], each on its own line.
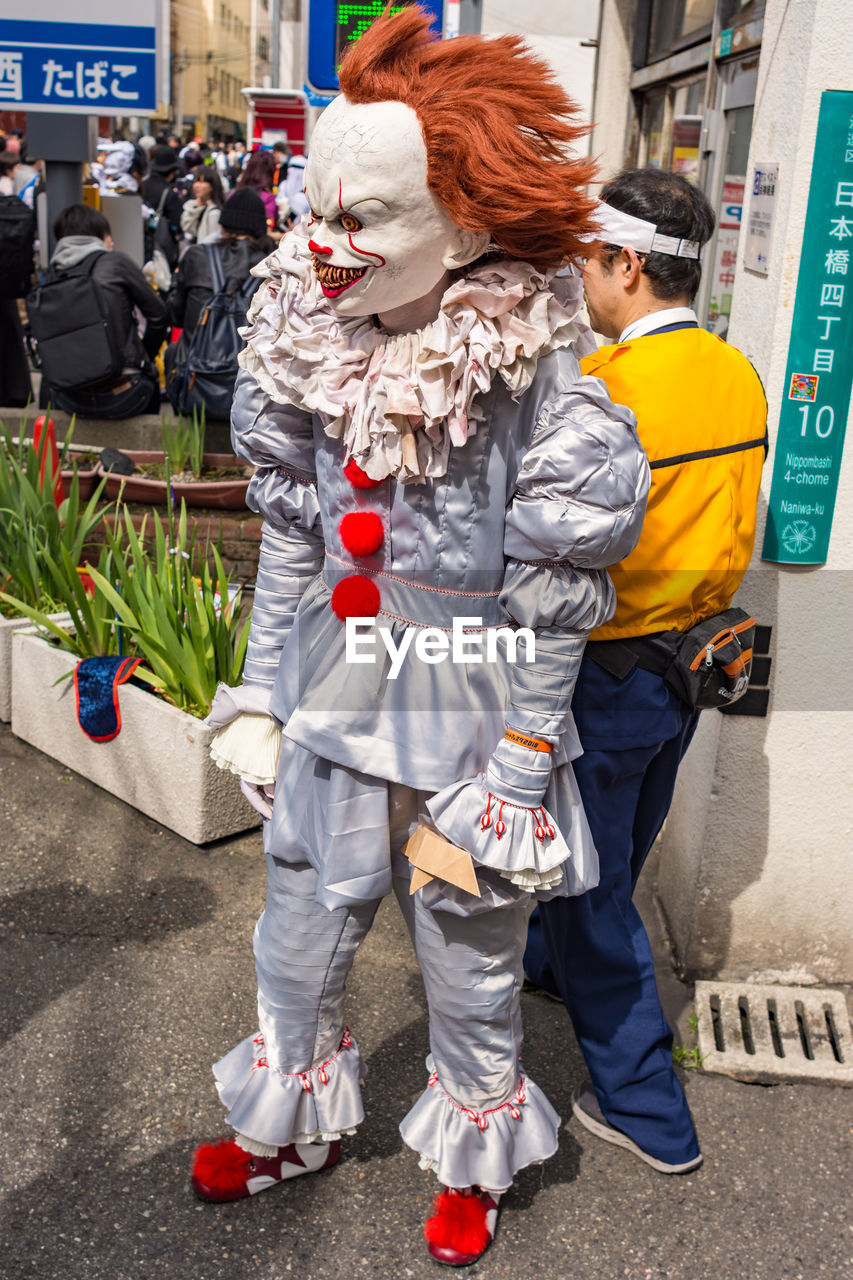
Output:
[175, 46, 187, 137]
[458, 0, 482, 35]
[26, 114, 96, 257]
[250, 0, 258, 88]
[159, 0, 171, 121]
[270, 0, 281, 89]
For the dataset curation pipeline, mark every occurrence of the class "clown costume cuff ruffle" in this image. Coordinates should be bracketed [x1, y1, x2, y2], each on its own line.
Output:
[213, 1028, 365, 1148]
[399, 1056, 560, 1194]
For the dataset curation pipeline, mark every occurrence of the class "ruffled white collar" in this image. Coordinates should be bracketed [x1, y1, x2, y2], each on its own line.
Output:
[239, 225, 593, 484]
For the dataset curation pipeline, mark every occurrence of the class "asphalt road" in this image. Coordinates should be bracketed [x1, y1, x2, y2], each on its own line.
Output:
[1, 722, 851, 1280]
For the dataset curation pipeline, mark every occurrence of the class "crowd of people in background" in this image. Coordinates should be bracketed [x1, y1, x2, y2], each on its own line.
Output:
[0, 127, 40, 208]
[0, 124, 308, 417]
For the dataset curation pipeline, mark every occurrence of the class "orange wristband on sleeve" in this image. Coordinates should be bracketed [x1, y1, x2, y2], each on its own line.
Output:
[504, 727, 553, 754]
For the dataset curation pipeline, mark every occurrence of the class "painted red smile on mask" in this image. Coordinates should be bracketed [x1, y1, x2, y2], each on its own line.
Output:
[311, 258, 368, 297]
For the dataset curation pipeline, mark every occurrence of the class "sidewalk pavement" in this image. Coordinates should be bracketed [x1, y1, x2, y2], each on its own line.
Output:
[1, 720, 851, 1280]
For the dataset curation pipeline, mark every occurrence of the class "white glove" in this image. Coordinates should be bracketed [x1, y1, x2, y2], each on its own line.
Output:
[205, 682, 273, 729]
[205, 684, 282, 799]
[240, 779, 276, 820]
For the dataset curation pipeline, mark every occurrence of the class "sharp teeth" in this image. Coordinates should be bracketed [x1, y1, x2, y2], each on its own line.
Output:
[312, 259, 367, 290]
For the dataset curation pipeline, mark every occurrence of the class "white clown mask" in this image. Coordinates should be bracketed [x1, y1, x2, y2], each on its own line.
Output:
[304, 96, 489, 325]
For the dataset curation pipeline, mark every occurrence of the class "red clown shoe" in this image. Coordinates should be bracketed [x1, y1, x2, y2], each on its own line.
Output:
[424, 1186, 501, 1266]
[191, 1137, 340, 1201]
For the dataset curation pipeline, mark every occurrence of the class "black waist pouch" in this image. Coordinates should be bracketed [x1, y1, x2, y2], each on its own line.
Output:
[587, 608, 756, 710]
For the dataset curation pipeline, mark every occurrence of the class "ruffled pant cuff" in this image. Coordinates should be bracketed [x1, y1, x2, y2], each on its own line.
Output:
[398, 1059, 560, 1193]
[213, 1027, 365, 1147]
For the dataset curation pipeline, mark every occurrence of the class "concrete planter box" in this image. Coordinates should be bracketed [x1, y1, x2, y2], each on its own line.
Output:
[0, 612, 68, 723]
[10, 631, 260, 845]
[0, 613, 32, 722]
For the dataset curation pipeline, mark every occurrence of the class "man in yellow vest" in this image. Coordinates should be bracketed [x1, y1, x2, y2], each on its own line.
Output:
[524, 168, 766, 1174]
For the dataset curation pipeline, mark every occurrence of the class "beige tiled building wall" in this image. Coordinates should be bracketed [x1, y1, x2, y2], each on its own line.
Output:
[171, 0, 274, 138]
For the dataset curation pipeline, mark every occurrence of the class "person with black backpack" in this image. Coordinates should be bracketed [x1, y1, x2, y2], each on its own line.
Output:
[30, 204, 167, 418]
[142, 145, 186, 269]
[164, 187, 273, 419]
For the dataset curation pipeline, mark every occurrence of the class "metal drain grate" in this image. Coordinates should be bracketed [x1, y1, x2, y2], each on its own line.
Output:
[693, 982, 853, 1084]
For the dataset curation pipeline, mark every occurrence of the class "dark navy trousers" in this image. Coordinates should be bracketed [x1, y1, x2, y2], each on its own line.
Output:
[524, 655, 701, 1165]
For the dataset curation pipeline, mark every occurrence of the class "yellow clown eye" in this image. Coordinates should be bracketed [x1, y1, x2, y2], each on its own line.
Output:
[340, 213, 362, 233]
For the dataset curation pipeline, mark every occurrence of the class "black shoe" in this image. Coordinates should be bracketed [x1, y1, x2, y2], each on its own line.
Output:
[571, 1081, 703, 1174]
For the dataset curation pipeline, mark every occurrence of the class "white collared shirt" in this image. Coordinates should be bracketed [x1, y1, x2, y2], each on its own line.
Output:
[618, 307, 698, 343]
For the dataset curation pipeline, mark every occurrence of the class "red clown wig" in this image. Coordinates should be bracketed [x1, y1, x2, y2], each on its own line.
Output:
[337, 5, 599, 270]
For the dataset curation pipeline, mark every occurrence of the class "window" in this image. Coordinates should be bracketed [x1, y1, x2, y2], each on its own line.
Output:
[649, 0, 715, 61]
[645, 0, 765, 64]
[638, 77, 705, 175]
[642, 92, 667, 168]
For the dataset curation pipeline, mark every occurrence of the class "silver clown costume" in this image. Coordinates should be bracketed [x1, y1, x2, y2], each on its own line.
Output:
[205, 224, 650, 1195]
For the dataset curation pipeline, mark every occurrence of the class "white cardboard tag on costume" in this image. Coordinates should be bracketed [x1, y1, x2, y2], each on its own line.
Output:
[404, 825, 481, 898]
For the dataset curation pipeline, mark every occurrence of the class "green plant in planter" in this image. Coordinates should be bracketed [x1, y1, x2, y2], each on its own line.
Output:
[1, 481, 249, 717]
[0, 421, 109, 619]
[0, 533, 127, 657]
[161, 407, 206, 478]
[86, 502, 250, 719]
[187, 407, 206, 478]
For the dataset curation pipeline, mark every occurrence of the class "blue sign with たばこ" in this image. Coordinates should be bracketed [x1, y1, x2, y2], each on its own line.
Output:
[0, 19, 156, 114]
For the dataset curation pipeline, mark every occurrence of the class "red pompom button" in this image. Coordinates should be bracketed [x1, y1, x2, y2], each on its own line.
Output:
[339, 511, 384, 557]
[330, 574, 381, 621]
[344, 458, 383, 490]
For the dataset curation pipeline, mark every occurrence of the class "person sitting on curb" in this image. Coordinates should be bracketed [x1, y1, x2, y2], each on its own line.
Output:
[37, 204, 167, 418]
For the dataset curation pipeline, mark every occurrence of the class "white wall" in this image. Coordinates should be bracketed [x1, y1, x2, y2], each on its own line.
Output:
[277, 0, 303, 95]
[585, 0, 636, 180]
[658, 0, 853, 982]
[481, 0, 601, 152]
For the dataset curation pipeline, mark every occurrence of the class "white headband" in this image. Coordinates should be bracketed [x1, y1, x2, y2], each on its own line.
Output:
[584, 201, 702, 260]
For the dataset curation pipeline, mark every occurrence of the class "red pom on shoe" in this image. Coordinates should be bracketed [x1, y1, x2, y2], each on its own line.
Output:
[343, 458, 383, 489]
[339, 511, 384, 557]
[424, 1189, 492, 1257]
[191, 1139, 252, 1201]
[330, 573, 381, 621]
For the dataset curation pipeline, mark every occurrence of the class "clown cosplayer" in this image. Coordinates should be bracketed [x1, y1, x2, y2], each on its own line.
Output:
[191, 8, 649, 1266]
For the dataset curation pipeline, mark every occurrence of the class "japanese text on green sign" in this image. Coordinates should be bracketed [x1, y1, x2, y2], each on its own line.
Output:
[762, 91, 853, 564]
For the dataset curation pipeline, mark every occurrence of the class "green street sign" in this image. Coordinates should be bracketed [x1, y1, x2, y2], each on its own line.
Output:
[762, 90, 853, 564]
